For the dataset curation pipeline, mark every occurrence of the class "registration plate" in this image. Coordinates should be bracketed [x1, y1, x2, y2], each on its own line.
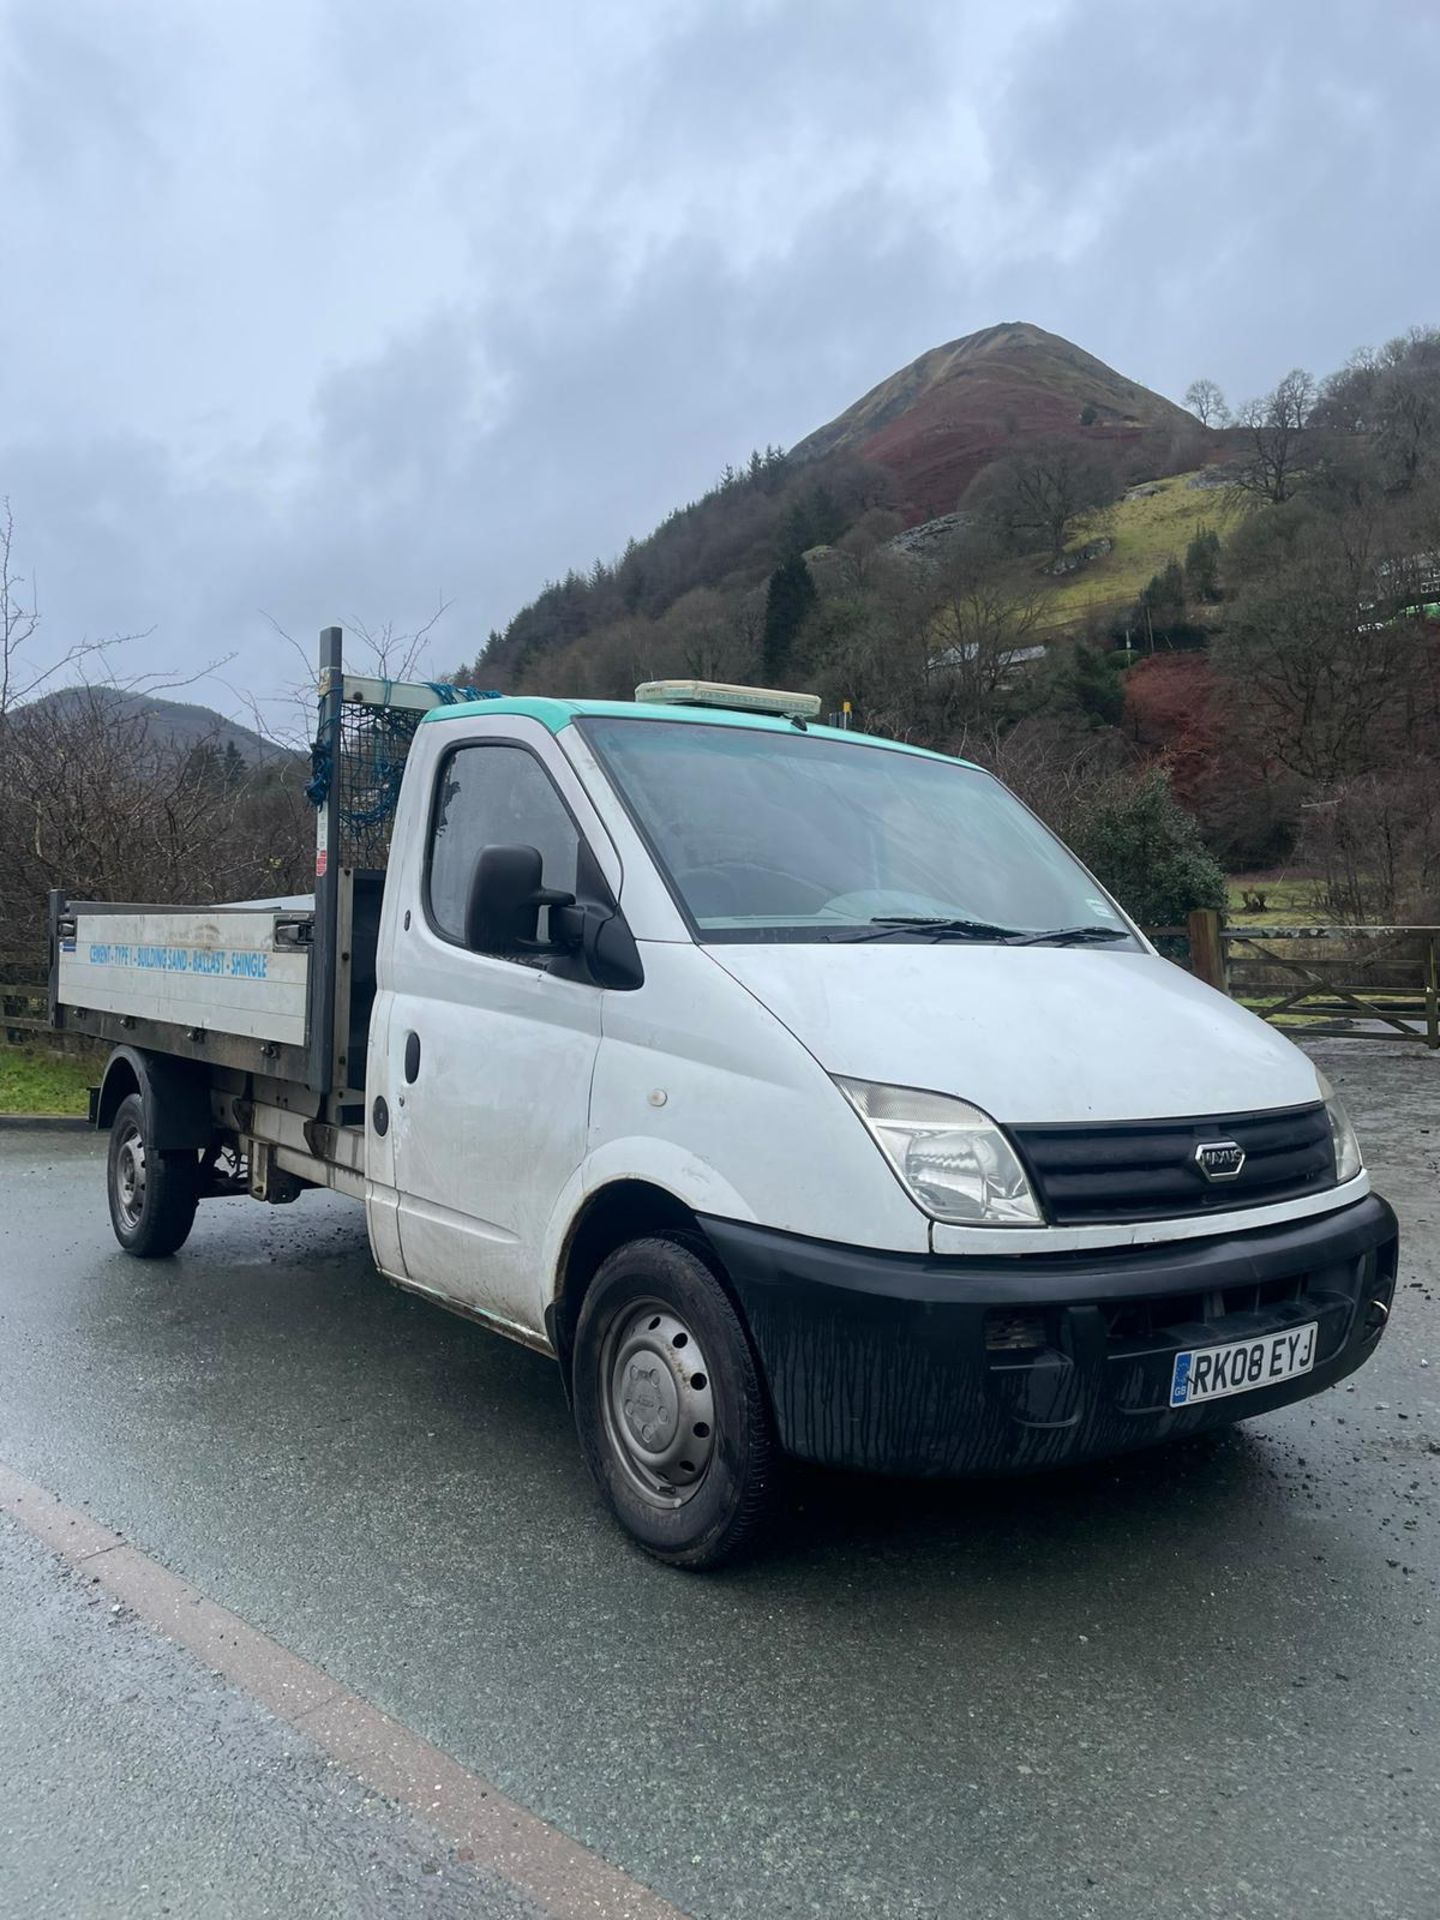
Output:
[1170, 1322, 1317, 1408]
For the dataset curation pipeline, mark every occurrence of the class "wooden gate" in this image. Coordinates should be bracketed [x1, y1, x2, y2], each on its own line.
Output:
[1223, 924, 1440, 1048]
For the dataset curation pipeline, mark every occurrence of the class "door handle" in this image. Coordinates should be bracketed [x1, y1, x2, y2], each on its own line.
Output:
[403, 1031, 421, 1083]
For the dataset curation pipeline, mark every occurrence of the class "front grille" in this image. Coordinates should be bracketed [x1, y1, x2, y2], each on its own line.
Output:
[1011, 1103, 1336, 1225]
[1102, 1272, 1311, 1346]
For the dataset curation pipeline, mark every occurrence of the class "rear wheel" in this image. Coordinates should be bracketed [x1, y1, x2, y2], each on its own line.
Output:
[572, 1234, 779, 1569]
[106, 1092, 200, 1257]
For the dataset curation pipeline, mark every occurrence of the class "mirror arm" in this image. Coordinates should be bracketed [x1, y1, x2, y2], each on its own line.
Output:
[516, 887, 580, 953]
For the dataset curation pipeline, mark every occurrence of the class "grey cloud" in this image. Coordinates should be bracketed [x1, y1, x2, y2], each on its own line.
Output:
[5, 6, 165, 183]
[981, 0, 1440, 400]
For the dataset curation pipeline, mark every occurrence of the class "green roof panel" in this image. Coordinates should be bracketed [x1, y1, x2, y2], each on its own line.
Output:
[422, 695, 973, 767]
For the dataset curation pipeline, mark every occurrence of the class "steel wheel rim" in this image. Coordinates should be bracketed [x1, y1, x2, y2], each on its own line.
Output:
[114, 1120, 147, 1230]
[599, 1297, 717, 1509]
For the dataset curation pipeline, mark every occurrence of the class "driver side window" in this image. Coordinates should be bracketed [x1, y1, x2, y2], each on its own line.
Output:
[427, 743, 581, 947]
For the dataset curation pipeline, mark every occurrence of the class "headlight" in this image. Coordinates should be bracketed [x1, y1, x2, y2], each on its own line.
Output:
[1318, 1072, 1363, 1182]
[835, 1077, 1042, 1225]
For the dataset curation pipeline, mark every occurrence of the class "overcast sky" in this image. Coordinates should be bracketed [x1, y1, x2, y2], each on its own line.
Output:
[2, 0, 1436, 723]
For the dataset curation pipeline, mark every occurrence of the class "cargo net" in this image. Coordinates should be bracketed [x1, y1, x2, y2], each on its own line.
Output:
[336, 702, 422, 868]
[304, 702, 422, 870]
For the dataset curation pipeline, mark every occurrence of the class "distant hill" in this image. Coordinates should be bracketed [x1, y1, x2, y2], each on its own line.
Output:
[20, 686, 290, 764]
[792, 321, 1204, 521]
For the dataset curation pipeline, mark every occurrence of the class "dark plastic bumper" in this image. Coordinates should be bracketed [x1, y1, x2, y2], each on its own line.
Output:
[700, 1194, 1399, 1476]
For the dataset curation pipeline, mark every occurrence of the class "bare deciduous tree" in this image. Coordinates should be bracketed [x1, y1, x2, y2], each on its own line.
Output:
[0, 500, 132, 721]
[1298, 768, 1440, 923]
[1183, 377, 1229, 427]
[1314, 329, 1440, 494]
[1231, 368, 1317, 505]
[963, 438, 1122, 561]
[925, 542, 1048, 734]
[1215, 514, 1423, 785]
[348, 601, 453, 682]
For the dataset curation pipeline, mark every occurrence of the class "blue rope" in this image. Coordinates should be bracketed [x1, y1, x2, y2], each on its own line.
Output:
[305, 736, 332, 808]
[423, 681, 502, 705]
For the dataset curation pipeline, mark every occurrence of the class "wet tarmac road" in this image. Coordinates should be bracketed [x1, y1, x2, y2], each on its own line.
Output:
[0, 1518, 546, 1920]
[0, 1041, 1436, 1918]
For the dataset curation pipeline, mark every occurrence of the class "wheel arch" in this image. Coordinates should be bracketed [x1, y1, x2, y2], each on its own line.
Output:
[547, 1179, 722, 1392]
[97, 1046, 213, 1151]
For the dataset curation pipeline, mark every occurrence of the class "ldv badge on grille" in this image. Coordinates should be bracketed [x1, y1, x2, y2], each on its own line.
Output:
[1194, 1139, 1246, 1182]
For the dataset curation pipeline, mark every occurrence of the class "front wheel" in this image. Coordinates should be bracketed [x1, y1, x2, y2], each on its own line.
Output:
[572, 1234, 780, 1569]
[106, 1092, 200, 1257]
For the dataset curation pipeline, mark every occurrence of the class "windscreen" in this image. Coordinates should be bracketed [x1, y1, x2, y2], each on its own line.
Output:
[580, 717, 1136, 944]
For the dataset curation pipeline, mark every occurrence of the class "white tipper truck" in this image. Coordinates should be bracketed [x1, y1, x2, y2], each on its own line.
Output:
[50, 628, 1397, 1567]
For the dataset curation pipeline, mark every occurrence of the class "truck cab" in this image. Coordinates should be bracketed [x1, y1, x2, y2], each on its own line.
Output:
[57, 652, 1398, 1568]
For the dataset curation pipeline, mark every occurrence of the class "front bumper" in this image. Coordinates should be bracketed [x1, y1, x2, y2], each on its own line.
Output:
[701, 1194, 1399, 1476]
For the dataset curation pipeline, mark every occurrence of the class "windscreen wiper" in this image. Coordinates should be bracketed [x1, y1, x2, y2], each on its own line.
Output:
[846, 916, 1023, 943]
[1007, 925, 1130, 946]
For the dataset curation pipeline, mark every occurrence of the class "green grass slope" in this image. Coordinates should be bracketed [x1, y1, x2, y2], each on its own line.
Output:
[1036, 473, 1234, 630]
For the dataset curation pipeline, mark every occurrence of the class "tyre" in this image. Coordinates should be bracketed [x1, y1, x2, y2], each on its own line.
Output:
[106, 1091, 200, 1257]
[572, 1233, 779, 1569]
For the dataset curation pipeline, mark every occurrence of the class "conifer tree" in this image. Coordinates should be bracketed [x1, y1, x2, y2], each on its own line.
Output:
[762, 555, 816, 682]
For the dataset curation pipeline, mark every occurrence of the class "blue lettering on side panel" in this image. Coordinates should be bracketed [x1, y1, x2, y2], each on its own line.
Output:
[82, 944, 271, 978]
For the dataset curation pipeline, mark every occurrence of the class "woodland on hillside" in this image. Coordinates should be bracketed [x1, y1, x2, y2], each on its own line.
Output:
[456, 327, 1440, 926]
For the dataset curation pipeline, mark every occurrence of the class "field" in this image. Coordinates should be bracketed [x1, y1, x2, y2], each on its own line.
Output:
[1033, 470, 1234, 629]
[1224, 875, 1324, 926]
[0, 1043, 96, 1117]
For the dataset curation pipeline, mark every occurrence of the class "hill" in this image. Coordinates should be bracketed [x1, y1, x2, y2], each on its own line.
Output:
[791, 321, 1204, 521]
[468, 321, 1210, 689]
[20, 686, 289, 764]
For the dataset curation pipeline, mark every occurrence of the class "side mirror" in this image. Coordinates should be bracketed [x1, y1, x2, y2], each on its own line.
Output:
[463, 844, 577, 955]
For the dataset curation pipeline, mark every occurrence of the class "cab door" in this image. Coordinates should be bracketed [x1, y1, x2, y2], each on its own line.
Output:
[385, 725, 606, 1338]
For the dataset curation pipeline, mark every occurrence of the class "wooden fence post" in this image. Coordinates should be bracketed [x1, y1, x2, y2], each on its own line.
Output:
[1187, 909, 1228, 994]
